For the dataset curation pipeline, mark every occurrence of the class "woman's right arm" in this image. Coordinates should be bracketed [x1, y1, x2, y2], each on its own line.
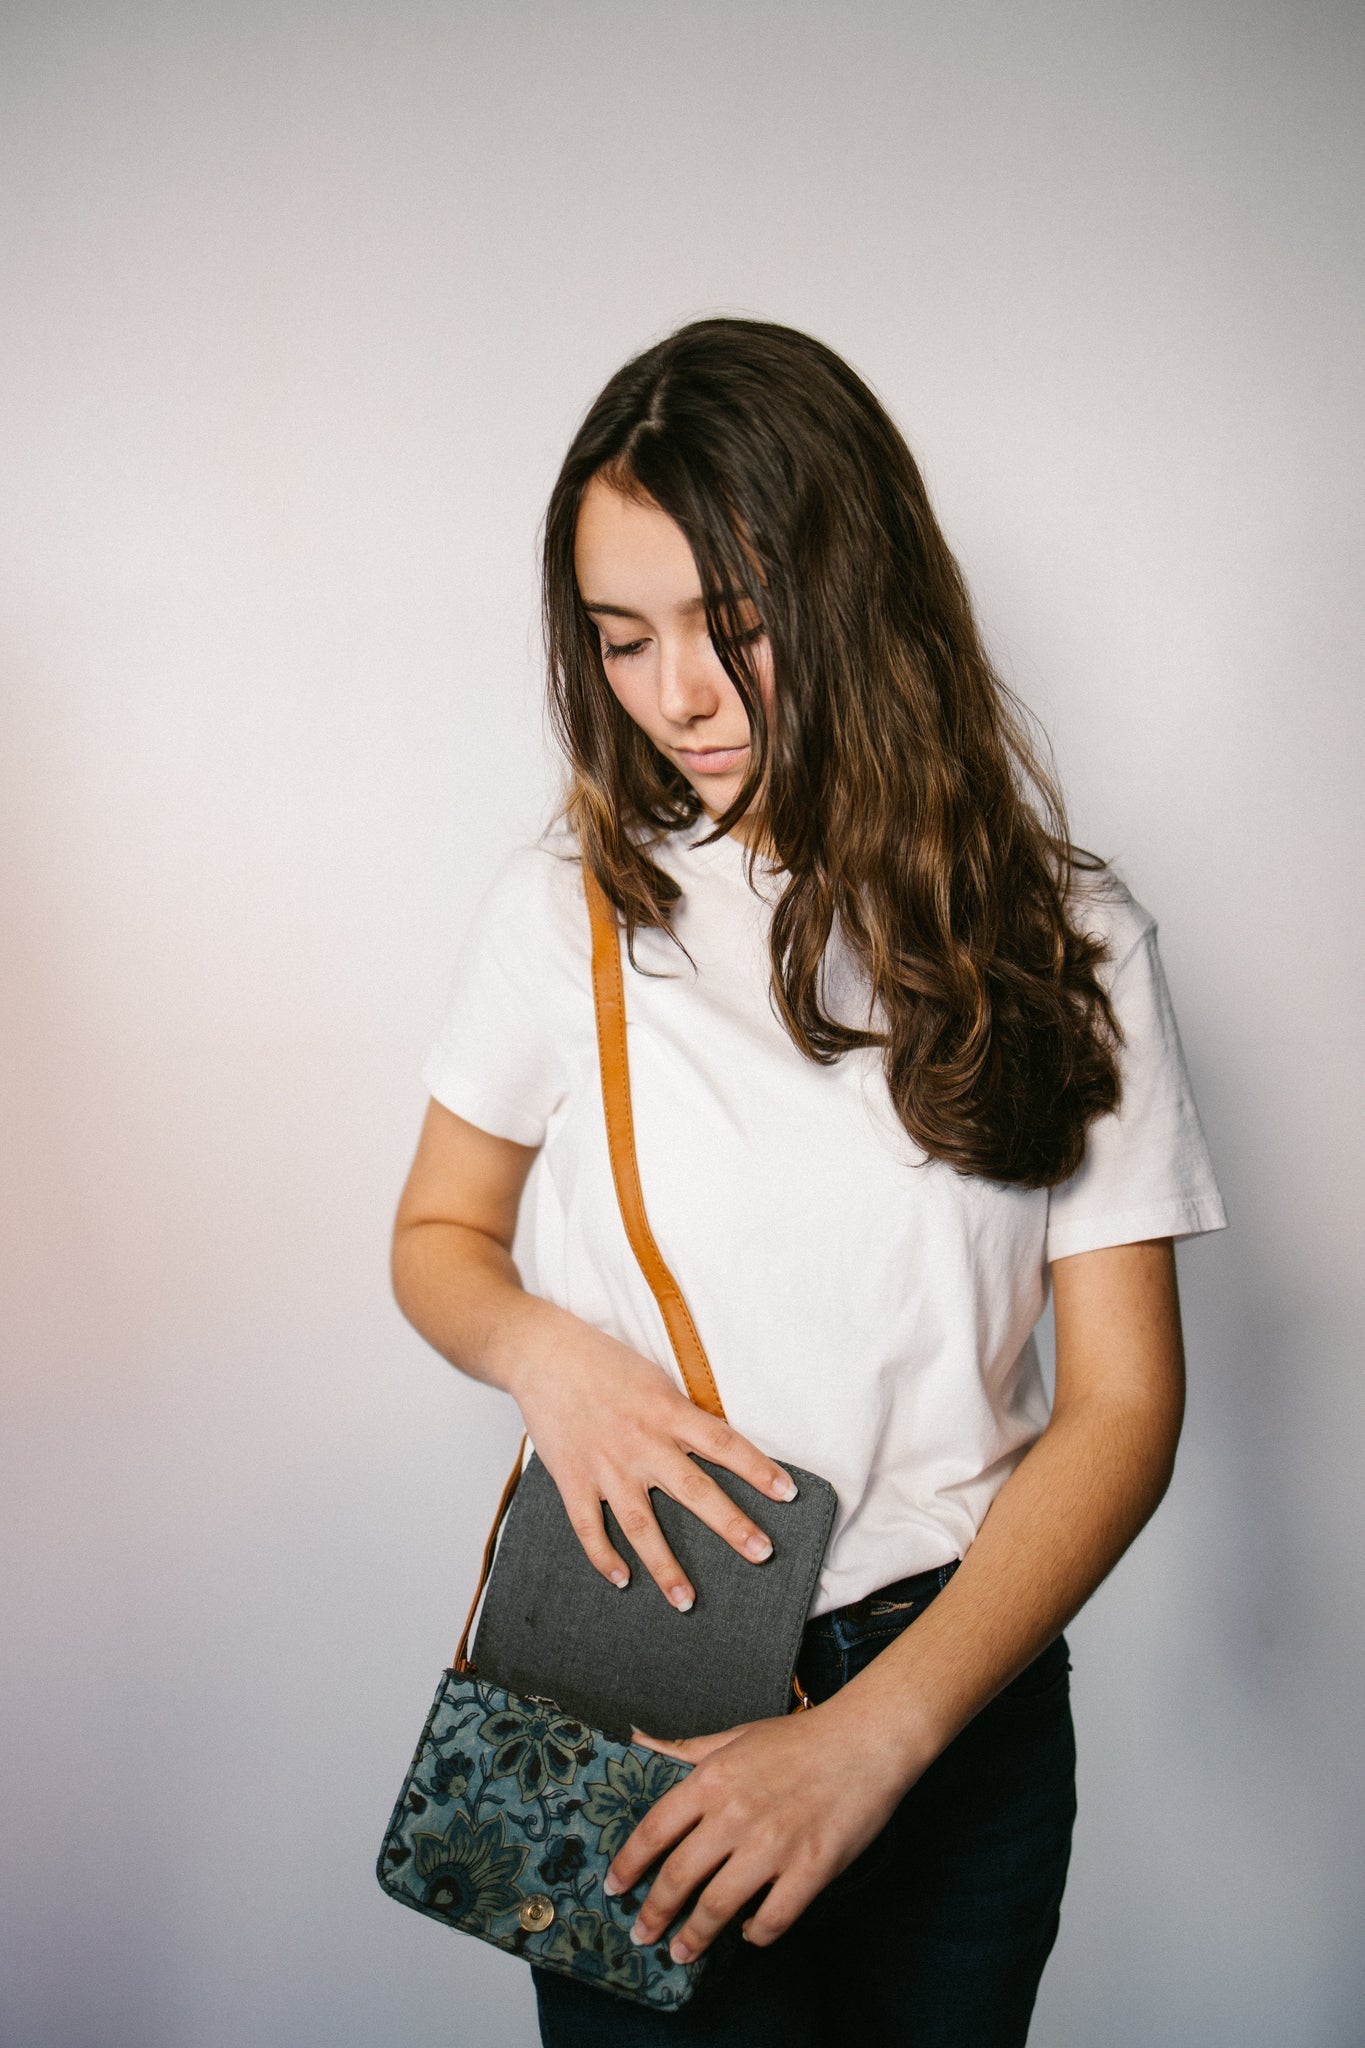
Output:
[390, 1098, 797, 1612]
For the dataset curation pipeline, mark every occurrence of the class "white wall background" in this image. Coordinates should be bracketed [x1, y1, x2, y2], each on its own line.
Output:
[2, 4, 1361, 2043]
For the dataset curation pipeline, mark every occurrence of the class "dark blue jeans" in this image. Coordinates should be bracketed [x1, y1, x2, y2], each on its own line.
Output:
[533, 1561, 1076, 2046]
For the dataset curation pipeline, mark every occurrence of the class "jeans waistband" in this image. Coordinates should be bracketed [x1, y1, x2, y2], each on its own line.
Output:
[812, 1556, 961, 1633]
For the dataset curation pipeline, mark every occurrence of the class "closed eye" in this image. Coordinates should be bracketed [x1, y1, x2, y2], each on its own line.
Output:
[601, 624, 765, 662]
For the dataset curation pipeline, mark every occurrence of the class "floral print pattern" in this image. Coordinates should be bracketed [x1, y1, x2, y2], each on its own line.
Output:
[412, 1811, 527, 1932]
[478, 1698, 595, 1802]
[538, 1834, 587, 1886]
[582, 1749, 685, 1860]
[428, 1747, 475, 1806]
[541, 1906, 647, 1991]
[377, 1674, 701, 2010]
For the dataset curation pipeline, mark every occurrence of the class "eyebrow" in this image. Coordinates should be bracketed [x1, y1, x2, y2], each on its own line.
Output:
[581, 592, 752, 621]
[580, 595, 710, 620]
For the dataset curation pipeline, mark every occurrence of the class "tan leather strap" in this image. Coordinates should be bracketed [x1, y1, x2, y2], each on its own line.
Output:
[581, 858, 727, 1421]
[453, 1434, 528, 1673]
[451, 853, 726, 1670]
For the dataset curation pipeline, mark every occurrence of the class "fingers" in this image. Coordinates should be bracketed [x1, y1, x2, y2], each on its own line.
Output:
[560, 1492, 631, 1590]
[545, 1373, 800, 1605]
[682, 1412, 799, 1505]
[614, 1492, 696, 1611]
[658, 1451, 779, 1566]
[575, 1447, 790, 1607]
[601, 1719, 845, 1963]
[563, 1476, 753, 1610]
[563, 1489, 695, 1610]
[638, 1844, 818, 1963]
[626, 1824, 732, 1958]
[626, 1831, 806, 1963]
[604, 1771, 703, 1899]
[738, 1869, 814, 1948]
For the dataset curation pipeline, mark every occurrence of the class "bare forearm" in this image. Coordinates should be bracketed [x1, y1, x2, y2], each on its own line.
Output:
[390, 1220, 571, 1400]
[835, 1385, 1181, 1778]
[824, 1238, 1186, 1778]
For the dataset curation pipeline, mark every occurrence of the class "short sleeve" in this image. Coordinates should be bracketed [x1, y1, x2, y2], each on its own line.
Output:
[420, 845, 573, 1147]
[1045, 917, 1228, 1262]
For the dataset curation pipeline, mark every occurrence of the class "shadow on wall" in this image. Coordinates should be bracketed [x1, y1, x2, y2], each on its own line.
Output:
[1036, 1018, 1365, 2046]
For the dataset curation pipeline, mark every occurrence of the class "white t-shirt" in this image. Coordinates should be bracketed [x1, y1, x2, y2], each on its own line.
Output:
[421, 813, 1227, 1616]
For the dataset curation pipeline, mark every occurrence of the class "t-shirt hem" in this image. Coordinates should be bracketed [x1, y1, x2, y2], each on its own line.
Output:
[1045, 1194, 1228, 1263]
[421, 1061, 547, 1148]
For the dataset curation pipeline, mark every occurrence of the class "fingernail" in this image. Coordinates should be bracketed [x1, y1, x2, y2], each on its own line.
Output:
[609, 1568, 629, 1587]
[602, 1873, 622, 1896]
[771, 1473, 798, 1501]
[629, 1917, 650, 1946]
[670, 1938, 694, 1964]
[669, 1587, 694, 1612]
[744, 1533, 774, 1562]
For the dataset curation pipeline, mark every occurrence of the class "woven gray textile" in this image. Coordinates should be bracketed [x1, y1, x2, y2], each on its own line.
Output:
[471, 1453, 838, 1742]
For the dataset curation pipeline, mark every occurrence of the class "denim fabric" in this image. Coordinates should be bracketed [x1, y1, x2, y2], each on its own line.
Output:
[533, 1560, 1076, 2047]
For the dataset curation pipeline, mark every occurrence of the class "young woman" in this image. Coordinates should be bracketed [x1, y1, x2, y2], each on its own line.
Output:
[391, 318, 1226, 2046]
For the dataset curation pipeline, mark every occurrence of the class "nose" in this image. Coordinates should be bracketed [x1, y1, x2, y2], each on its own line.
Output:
[656, 634, 722, 727]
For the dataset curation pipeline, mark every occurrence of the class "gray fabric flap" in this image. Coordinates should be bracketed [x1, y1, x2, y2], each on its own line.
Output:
[470, 1454, 838, 1741]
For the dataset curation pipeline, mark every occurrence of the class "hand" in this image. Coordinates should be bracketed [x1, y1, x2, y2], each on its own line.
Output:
[602, 1698, 923, 1960]
[503, 1309, 798, 1611]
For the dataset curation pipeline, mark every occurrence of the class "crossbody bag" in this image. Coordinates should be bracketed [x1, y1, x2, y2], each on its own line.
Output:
[376, 855, 838, 2012]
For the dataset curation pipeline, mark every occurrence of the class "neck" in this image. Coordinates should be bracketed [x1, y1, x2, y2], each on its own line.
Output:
[709, 806, 772, 856]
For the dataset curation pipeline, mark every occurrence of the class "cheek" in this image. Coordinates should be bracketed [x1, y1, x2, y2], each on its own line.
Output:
[601, 660, 660, 736]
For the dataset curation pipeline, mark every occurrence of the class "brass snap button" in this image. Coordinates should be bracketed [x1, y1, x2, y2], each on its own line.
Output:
[518, 1893, 555, 1932]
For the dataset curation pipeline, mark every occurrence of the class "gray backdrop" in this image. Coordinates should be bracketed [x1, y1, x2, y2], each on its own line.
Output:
[2, 4, 1362, 2043]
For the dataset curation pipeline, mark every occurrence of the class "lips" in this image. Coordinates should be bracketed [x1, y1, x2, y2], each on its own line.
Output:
[674, 745, 749, 772]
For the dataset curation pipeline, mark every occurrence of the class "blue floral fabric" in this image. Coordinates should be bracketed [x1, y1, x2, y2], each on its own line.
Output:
[377, 1673, 730, 2010]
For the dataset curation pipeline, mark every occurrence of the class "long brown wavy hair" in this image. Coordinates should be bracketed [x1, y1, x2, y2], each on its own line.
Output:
[542, 317, 1121, 1187]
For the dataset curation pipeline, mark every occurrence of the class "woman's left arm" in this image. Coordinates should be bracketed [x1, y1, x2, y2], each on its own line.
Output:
[608, 1236, 1186, 1962]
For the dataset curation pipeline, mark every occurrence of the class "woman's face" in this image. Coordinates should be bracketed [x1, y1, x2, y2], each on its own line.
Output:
[573, 475, 774, 843]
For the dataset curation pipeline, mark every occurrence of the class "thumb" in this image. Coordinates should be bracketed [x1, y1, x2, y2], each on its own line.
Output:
[631, 1723, 754, 1762]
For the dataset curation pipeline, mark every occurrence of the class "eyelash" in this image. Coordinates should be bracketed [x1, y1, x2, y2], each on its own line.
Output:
[600, 626, 765, 663]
